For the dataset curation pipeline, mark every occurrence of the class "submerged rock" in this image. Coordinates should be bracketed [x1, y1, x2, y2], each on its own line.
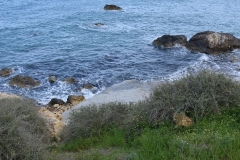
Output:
[8, 75, 40, 88]
[186, 31, 240, 54]
[82, 83, 94, 90]
[94, 22, 104, 26]
[48, 75, 57, 83]
[63, 77, 76, 84]
[67, 95, 85, 106]
[0, 68, 13, 77]
[152, 35, 187, 48]
[104, 4, 122, 10]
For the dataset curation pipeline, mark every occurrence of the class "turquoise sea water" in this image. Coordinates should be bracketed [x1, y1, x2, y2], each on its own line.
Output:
[1, 0, 240, 104]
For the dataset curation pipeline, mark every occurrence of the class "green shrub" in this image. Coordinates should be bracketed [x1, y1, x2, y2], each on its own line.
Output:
[61, 102, 134, 142]
[0, 98, 49, 160]
[61, 70, 240, 145]
[145, 70, 240, 126]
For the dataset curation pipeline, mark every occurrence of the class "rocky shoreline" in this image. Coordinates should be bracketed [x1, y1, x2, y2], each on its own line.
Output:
[1, 29, 240, 140]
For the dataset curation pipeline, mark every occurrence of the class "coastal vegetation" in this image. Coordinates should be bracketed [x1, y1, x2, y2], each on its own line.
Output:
[1, 70, 240, 159]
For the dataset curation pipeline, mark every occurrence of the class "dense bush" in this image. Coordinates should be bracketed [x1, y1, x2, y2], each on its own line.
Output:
[61, 102, 136, 142]
[0, 98, 49, 160]
[61, 70, 240, 143]
[145, 70, 240, 126]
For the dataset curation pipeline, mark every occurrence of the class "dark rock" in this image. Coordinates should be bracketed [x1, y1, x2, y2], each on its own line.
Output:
[0, 68, 13, 77]
[95, 23, 104, 26]
[48, 98, 65, 106]
[9, 75, 40, 88]
[67, 95, 85, 106]
[186, 31, 240, 54]
[63, 77, 76, 84]
[48, 75, 57, 83]
[104, 4, 122, 10]
[152, 35, 187, 48]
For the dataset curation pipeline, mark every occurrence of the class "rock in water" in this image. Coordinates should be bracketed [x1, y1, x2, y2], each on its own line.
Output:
[94, 23, 104, 26]
[48, 75, 57, 83]
[186, 31, 240, 54]
[63, 77, 76, 84]
[8, 75, 40, 88]
[104, 4, 122, 10]
[153, 35, 187, 48]
[0, 68, 13, 77]
[48, 98, 65, 106]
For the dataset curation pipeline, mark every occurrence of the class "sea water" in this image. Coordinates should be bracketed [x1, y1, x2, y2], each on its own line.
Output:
[1, 0, 240, 104]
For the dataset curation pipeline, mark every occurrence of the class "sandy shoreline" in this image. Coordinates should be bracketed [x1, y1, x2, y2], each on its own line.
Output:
[61, 80, 163, 124]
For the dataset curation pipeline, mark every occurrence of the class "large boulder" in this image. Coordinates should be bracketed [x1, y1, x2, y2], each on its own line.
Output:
[67, 95, 85, 106]
[0, 68, 13, 77]
[186, 31, 240, 54]
[152, 35, 187, 48]
[8, 75, 40, 88]
[104, 4, 122, 10]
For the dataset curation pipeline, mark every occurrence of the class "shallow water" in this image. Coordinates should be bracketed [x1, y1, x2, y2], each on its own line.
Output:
[1, 0, 240, 104]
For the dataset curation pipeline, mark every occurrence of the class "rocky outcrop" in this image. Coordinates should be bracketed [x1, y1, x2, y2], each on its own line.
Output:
[48, 75, 57, 83]
[9, 75, 40, 88]
[104, 4, 122, 10]
[67, 95, 85, 106]
[186, 31, 240, 54]
[38, 108, 65, 142]
[152, 35, 187, 48]
[0, 68, 13, 77]
[63, 77, 76, 84]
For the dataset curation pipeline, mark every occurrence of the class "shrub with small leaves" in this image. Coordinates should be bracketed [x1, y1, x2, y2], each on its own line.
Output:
[0, 98, 49, 160]
[61, 102, 134, 142]
[144, 70, 240, 126]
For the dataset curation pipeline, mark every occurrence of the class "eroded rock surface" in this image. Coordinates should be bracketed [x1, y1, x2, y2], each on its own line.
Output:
[67, 95, 85, 106]
[153, 35, 187, 48]
[186, 31, 240, 54]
